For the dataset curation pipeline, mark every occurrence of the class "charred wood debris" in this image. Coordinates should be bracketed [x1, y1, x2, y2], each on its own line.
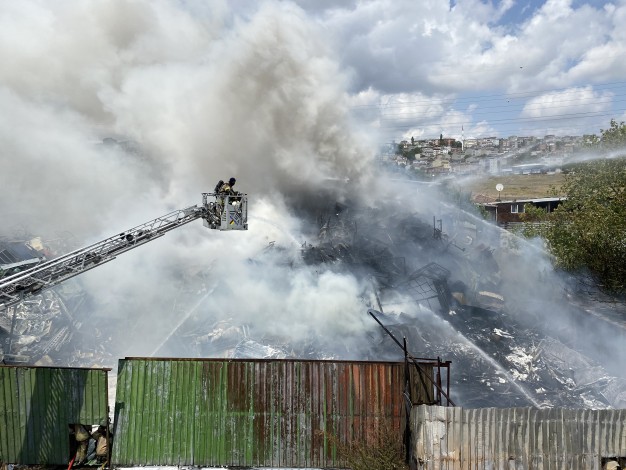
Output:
[2, 201, 625, 409]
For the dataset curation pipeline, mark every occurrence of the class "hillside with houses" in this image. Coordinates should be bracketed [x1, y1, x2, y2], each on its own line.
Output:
[382, 133, 594, 179]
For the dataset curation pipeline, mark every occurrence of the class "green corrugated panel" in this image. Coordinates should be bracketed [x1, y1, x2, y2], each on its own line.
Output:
[0, 365, 109, 465]
[112, 358, 425, 468]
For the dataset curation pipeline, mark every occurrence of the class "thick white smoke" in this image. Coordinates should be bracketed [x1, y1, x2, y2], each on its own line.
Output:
[3, 2, 624, 411]
[0, 1, 381, 359]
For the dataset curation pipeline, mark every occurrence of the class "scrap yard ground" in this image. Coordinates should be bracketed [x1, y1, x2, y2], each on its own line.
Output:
[460, 173, 566, 202]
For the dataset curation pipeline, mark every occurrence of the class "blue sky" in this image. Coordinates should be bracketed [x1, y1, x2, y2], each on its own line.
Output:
[286, 0, 626, 142]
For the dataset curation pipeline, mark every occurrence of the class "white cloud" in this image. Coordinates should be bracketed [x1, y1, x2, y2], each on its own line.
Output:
[349, 89, 497, 141]
[295, 0, 625, 96]
[520, 86, 613, 118]
[288, 0, 626, 138]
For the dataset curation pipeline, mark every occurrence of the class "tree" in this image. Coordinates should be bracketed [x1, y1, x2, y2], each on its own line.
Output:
[517, 203, 550, 239]
[544, 157, 626, 293]
[600, 119, 626, 150]
[513, 119, 626, 293]
[583, 133, 599, 148]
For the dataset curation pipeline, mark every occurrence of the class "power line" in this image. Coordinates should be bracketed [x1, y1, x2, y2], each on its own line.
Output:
[382, 126, 595, 141]
[374, 94, 626, 119]
[349, 80, 626, 109]
[374, 117, 617, 140]
[381, 127, 602, 140]
[424, 50, 626, 78]
[358, 86, 626, 139]
[377, 110, 625, 130]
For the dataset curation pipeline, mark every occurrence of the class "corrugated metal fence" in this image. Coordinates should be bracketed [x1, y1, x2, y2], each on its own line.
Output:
[0, 365, 109, 465]
[412, 405, 626, 469]
[112, 357, 434, 468]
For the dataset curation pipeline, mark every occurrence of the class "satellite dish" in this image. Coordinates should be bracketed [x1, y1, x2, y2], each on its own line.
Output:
[496, 183, 503, 201]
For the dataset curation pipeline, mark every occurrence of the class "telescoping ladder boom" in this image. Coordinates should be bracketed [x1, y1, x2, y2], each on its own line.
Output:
[0, 192, 247, 310]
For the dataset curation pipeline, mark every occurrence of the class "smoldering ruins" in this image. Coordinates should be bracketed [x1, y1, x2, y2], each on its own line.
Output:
[1, 1, 626, 414]
[2, 176, 626, 410]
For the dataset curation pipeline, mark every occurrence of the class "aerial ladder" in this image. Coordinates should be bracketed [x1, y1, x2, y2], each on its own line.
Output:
[0, 192, 247, 359]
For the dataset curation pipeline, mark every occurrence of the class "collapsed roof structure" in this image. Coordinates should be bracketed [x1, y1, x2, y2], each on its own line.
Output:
[1, 190, 625, 410]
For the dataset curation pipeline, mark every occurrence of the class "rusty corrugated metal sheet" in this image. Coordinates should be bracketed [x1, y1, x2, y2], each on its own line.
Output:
[112, 358, 434, 468]
[0, 365, 109, 465]
[412, 405, 626, 469]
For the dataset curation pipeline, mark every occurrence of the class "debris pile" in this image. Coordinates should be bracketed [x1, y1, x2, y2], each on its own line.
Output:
[2, 197, 625, 409]
[0, 233, 115, 366]
[297, 200, 626, 408]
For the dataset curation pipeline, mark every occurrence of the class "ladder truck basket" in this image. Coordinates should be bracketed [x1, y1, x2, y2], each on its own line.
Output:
[202, 192, 248, 231]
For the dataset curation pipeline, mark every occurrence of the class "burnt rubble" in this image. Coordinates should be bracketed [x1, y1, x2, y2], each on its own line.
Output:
[0, 280, 117, 367]
[297, 200, 626, 408]
[0, 233, 116, 366]
[2, 198, 625, 410]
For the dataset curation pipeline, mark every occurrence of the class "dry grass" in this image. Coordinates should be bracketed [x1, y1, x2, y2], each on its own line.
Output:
[456, 173, 566, 202]
[322, 421, 409, 470]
